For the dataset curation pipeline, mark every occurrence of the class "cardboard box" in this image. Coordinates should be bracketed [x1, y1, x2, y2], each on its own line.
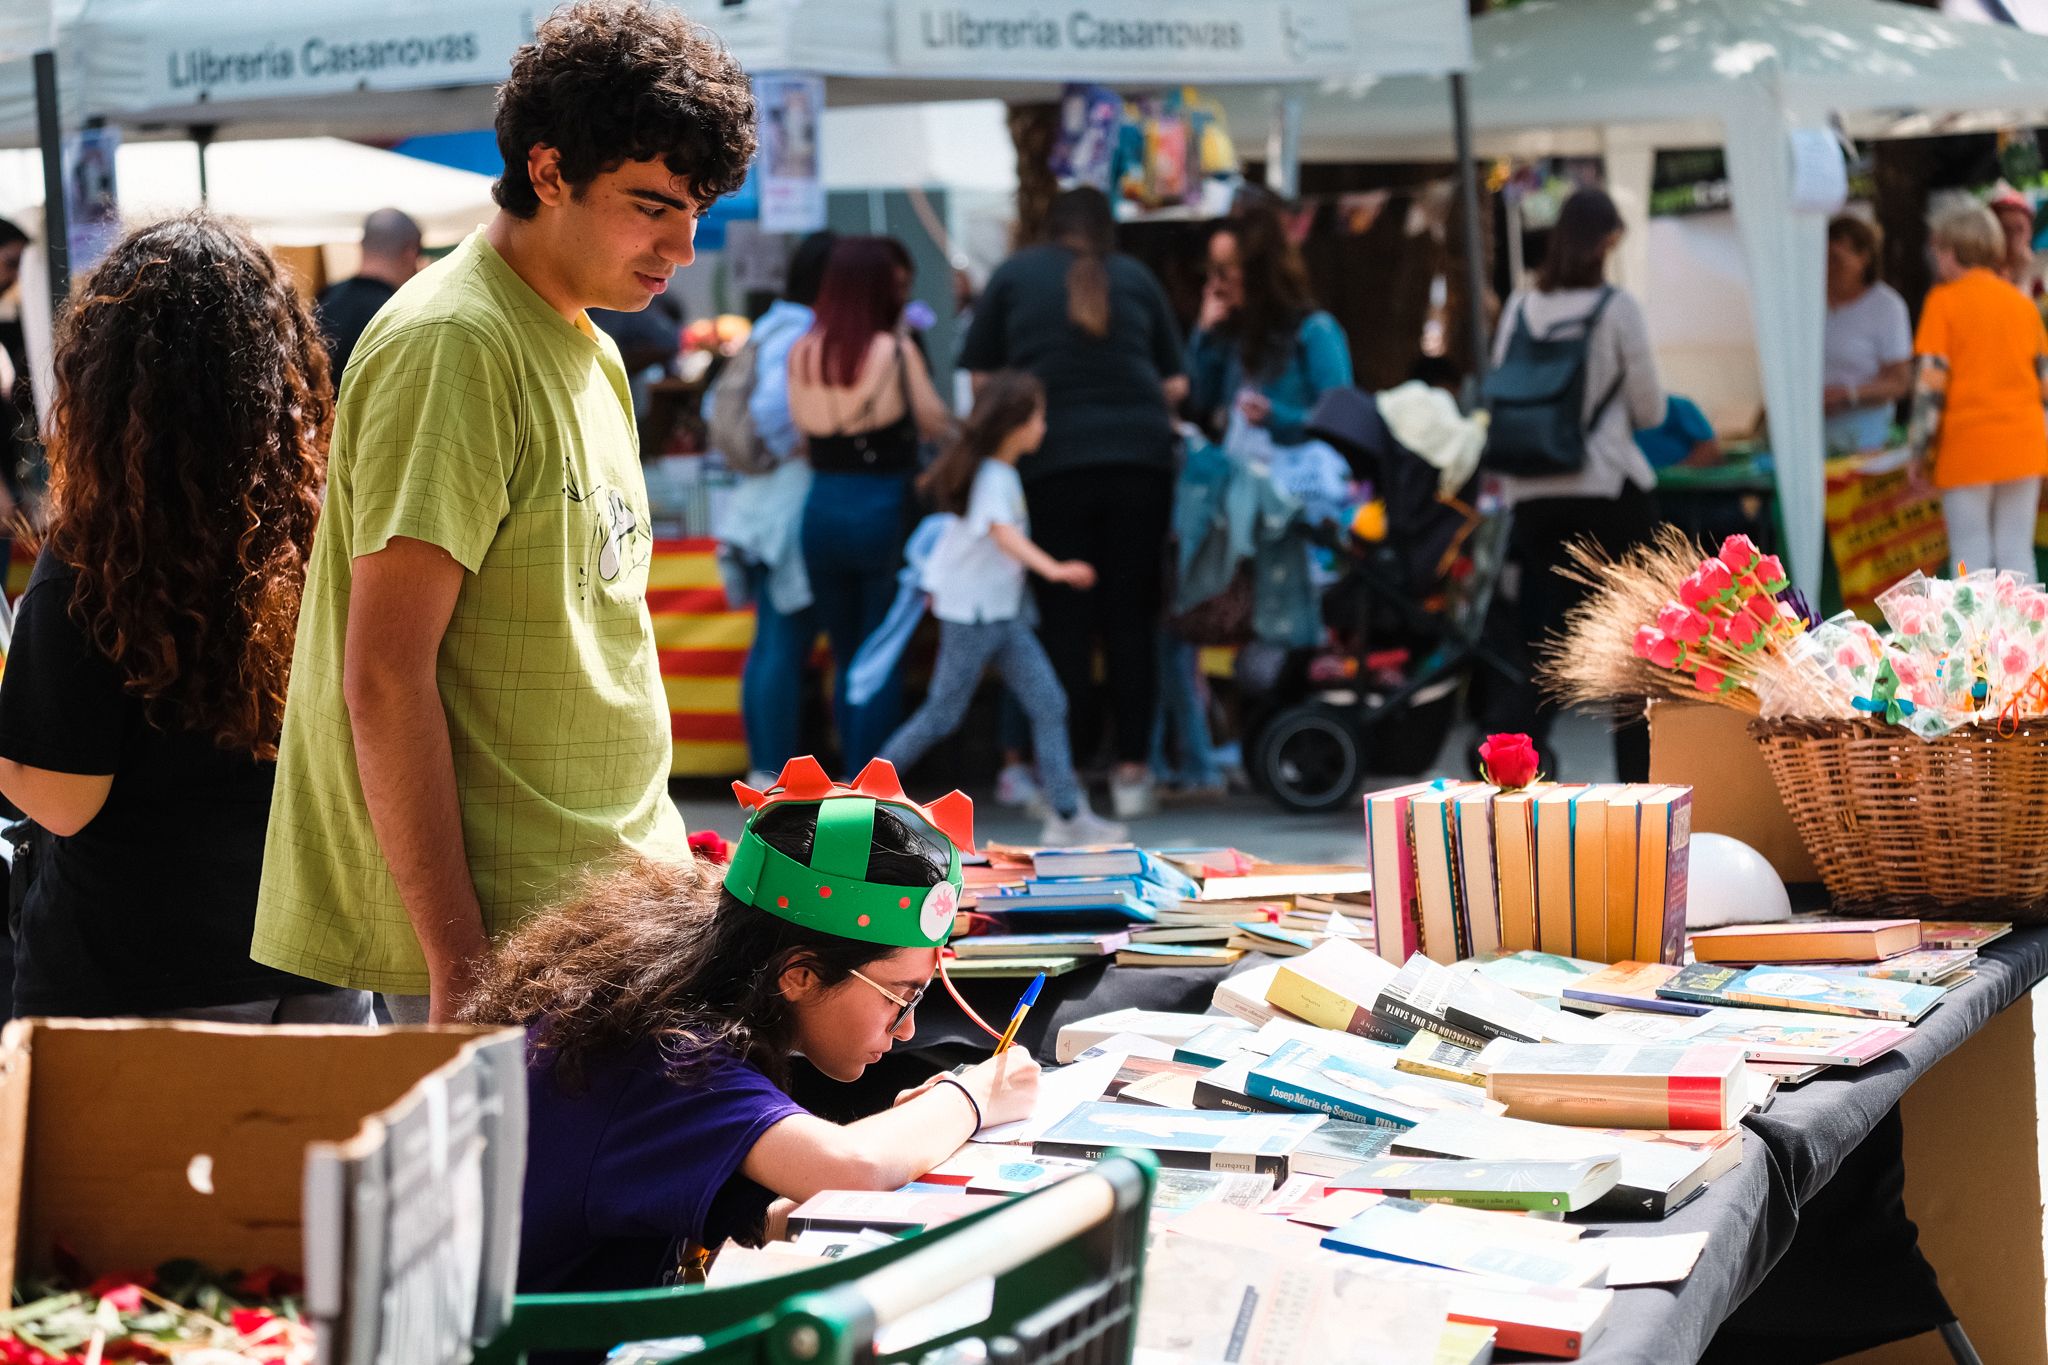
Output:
[0, 1020, 526, 1365]
[1647, 700, 1819, 885]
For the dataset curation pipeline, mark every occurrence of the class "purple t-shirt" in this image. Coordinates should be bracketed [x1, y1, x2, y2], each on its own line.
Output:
[518, 1027, 807, 1294]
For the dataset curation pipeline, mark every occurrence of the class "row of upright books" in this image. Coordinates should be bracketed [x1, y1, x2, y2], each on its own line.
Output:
[1367, 781, 1693, 968]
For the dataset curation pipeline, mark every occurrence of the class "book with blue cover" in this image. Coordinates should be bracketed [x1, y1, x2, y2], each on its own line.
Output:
[1032, 1101, 1324, 1178]
[997, 875, 1183, 906]
[1246, 1039, 1502, 1131]
[1657, 962, 1944, 1023]
[1029, 846, 1200, 899]
[1718, 966, 1945, 1024]
[979, 884, 1160, 924]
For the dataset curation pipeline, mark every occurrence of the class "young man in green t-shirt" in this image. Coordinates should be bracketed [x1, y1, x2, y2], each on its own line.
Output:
[255, 1, 756, 1022]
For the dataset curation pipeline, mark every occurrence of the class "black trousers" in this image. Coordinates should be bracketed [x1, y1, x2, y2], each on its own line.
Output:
[1475, 482, 1660, 782]
[1024, 465, 1174, 767]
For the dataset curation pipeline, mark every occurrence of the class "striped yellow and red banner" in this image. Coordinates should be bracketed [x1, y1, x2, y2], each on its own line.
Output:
[6, 539, 755, 777]
[648, 537, 752, 776]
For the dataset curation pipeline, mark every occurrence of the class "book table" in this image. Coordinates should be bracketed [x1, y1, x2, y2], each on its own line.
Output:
[827, 931, 2048, 1362]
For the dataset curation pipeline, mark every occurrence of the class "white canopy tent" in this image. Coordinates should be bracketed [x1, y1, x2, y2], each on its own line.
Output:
[1216, 0, 2048, 597]
[0, 136, 496, 246]
[0, 0, 1474, 147]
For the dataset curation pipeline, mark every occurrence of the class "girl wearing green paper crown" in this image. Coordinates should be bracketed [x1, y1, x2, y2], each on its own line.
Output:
[465, 756, 1039, 1297]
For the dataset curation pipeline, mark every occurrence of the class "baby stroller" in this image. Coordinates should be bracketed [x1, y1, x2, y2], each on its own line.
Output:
[1242, 386, 1521, 812]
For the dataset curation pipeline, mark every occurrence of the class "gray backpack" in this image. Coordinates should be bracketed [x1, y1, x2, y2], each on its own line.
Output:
[1479, 287, 1622, 478]
[704, 340, 776, 474]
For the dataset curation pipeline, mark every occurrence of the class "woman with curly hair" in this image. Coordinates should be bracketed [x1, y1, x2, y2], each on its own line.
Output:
[463, 762, 1037, 1295]
[0, 212, 350, 1020]
[255, 0, 757, 1024]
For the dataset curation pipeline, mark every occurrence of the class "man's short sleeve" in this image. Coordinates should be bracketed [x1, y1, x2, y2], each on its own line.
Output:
[344, 321, 520, 572]
[0, 560, 125, 774]
[582, 1055, 807, 1245]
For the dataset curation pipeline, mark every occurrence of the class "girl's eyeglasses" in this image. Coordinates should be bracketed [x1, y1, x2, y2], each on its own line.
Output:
[849, 969, 929, 1030]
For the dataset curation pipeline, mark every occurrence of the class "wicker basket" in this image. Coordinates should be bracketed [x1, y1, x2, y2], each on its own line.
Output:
[1749, 717, 2048, 920]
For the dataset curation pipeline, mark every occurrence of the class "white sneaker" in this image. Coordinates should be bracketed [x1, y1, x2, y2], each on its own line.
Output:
[1039, 806, 1130, 847]
[1108, 770, 1158, 820]
[995, 762, 1044, 810]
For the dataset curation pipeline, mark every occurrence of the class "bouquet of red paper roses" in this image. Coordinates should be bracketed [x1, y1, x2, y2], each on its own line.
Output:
[1543, 529, 1854, 720]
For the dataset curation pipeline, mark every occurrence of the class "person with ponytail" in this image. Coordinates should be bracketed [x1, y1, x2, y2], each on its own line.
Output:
[465, 758, 1038, 1295]
[957, 187, 1186, 819]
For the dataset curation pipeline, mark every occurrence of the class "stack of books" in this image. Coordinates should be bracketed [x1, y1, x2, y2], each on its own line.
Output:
[1365, 780, 1693, 969]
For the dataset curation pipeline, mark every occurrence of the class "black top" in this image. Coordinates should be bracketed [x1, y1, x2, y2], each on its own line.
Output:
[806, 339, 920, 475]
[316, 275, 399, 381]
[956, 245, 1185, 482]
[0, 550, 320, 1015]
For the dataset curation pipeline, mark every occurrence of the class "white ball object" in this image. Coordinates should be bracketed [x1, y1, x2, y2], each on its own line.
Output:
[1685, 832, 1792, 929]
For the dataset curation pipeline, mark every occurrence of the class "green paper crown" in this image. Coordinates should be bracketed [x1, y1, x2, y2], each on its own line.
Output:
[721, 758, 972, 949]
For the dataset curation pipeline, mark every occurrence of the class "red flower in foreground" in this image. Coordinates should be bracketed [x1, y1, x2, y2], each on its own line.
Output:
[1477, 732, 1540, 789]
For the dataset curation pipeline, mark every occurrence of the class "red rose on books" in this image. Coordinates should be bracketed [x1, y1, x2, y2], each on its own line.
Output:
[1477, 732, 1539, 789]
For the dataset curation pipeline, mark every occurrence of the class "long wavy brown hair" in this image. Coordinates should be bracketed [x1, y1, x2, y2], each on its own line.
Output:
[44, 212, 332, 759]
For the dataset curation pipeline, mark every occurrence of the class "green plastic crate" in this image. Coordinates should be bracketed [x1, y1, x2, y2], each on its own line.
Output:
[475, 1151, 1157, 1365]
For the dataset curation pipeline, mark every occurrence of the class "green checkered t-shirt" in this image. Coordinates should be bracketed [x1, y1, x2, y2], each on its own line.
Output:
[254, 231, 689, 994]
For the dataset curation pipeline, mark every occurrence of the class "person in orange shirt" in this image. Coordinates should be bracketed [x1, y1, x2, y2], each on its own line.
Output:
[1909, 202, 2048, 576]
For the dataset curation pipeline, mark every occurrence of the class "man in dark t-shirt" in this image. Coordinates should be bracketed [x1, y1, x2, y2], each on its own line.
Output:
[316, 208, 422, 381]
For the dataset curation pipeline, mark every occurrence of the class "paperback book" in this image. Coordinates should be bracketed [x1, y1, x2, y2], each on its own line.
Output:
[1477, 1042, 1750, 1130]
[1247, 1039, 1502, 1131]
[1324, 1155, 1622, 1214]
[1032, 1101, 1325, 1178]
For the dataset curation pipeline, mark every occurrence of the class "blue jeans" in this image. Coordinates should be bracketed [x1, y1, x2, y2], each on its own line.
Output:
[880, 618, 1081, 818]
[742, 563, 817, 775]
[1151, 634, 1221, 786]
[801, 470, 911, 774]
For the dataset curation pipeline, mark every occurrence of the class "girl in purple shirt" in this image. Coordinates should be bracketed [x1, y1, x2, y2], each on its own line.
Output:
[464, 758, 1039, 1296]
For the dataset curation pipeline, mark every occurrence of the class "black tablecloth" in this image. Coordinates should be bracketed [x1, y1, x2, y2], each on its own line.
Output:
[801, 931, 2048, 1363]
[1567, 925, 2048, 1363]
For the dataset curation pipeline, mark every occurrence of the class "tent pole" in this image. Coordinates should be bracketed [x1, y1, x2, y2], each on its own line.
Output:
[192, 124, 216, 204]
[1265, 91, 1302, 200]
[1450, 71, 1489, 389]
[32, 49, 68, 318]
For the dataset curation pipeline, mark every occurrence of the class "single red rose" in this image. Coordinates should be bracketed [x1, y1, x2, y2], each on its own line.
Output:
[1695, 557, 1734, 597]
[1694, 663, 1727, 692]
[1718, 534, 1761, 572]
[1477, 732, 1540, 789]
[686, 829, 731, 865]
[1754, 554, 1787, 590]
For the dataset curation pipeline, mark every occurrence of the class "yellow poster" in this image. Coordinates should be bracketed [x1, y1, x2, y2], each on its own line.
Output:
[1823, 454, 1947, 618]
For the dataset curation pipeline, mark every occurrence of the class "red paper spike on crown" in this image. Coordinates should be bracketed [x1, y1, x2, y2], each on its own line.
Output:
[731, 756, 975, 853]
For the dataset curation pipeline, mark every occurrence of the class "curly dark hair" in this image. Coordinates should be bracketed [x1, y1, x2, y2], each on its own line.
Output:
[44, 212, 330, 760]
[461, 802, 951, 1092]
[493, 0, 757, 220]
